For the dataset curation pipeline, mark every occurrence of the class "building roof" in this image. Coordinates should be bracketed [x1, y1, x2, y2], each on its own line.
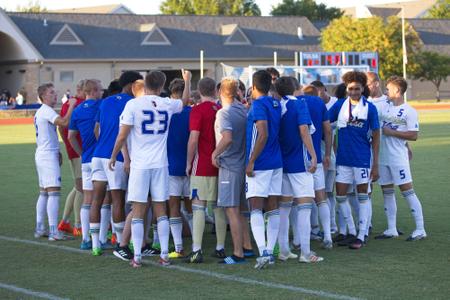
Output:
[409, 18, 450, 55]
[366, 7, 402, 19]
[343, 0, 437, 19]
[48, 4, 134, 14]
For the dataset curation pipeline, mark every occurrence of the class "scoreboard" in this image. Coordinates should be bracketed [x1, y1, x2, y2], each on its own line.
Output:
[300, 52, 379, 74]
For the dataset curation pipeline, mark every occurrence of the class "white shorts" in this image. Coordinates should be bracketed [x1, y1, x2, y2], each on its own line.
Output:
[127, 167, 169, 203]
[336, 165, 371, 185]
[169, 176, 190, 197]
[313, 163, 326, 191]
[35, 152, 61, 189]
[378, 164, 412, 186]
[282, 172, 315, 198]
[91, 157, 126, 190]
[81, 163, 93, 191]
[325, 169, 336, 193]
[246, 168, 282, 199]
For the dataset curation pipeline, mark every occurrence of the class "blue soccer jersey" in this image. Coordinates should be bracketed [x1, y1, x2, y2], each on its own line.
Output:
[302, 95, 329, 164]
[328, 98, 380, 168]
[246, 95, 282, 171]
[167, 105, 191, 176]
[93, 93, 132, 162]
[279, 96, 312, 173]
[69, 99, 101, 163]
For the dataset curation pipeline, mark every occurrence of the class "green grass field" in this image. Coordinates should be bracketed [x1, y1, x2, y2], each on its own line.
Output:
[0, 110, 450, 300]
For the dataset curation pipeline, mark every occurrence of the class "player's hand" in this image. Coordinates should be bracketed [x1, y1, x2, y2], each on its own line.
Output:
[68, 97, 77, 107]
[246, 161, 255, 177]
[323, 155, 330, 171]
[185, 164, 192, 176]
[182, 69, 192, 82]
[370, 166, 379, 182]
[58, 152, 63, 166]
[109, 158, 116, 171]
[308, 157, 317, 174]
[123, 159, 130, 174]
[211, 153, 220, 168]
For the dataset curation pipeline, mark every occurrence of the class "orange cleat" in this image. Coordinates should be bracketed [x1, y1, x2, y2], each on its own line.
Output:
[57, 220, 73, 234]
[72, 226, 82, 237]
[111, 233, 117, 245]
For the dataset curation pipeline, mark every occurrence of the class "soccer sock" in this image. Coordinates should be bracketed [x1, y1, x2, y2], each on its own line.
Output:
[336, 195, 356, 236]
[337, 208, 347, 235]
[99, 204, 111, 244]
[89, 223, 100, 249]
[157, 216, 170, 259]
[327, 192, 337, 230]
[213, 206, 227, 251]
[36, 191, 48, 231]
[318, 201, 332, 242]
[366, 196, 373, 236]
[192, 204, 205, 252]
[250, 209, 266, 256]
[169, 217, 183, 252]
[153, 227, 160, 245]
[113, 221, 125, 245]
[144, 208, 153, 244]
[382, 187, 397, 233]
[62, 187, 76, 222]
[278, 201, 292, 254]
[80, 204, 91, 242]
[266, 209, 280, 255]
[310, 201, 320, 234]
[290, 204, 300, 246]
[297, 203, 312, 256]
[348, 192, 359, 223]
[186, 213, 193, 234]
[131, 218, 144, 263]
[47, 191, 60, 235]
[73, 190, 83, 226]
[402, 189, 425, 231]
[357, 193, 369, 241]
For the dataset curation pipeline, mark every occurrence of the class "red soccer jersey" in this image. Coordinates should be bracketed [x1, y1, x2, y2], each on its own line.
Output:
[60, 97, 84, 160]
[189, 101, 220, 176]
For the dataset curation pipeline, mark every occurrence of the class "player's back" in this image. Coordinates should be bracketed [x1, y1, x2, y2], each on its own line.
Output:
[34, 104, 59, 154]
[302, 95, 328, 163]
[168, 105, 191, 176]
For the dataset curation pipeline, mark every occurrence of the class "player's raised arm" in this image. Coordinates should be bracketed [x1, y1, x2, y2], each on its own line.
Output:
[109, 125, 131, 171]
[181, 69, 191, 106]
[54, 98, 77, 127]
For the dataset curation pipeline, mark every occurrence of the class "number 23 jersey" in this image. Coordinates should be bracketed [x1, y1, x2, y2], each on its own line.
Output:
[120, 95, 183, 169]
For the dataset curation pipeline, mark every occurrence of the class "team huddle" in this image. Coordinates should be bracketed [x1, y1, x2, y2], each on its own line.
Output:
[33, 68, 426, 269]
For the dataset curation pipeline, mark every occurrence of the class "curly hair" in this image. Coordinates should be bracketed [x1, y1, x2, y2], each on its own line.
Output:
[342, 71, 367, 87]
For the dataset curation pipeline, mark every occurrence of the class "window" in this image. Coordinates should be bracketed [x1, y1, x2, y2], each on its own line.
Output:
[60, 71, 74, 83]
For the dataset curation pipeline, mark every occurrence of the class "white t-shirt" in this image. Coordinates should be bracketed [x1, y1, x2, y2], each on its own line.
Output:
[321, 96, 338, 170]
[120, 95, 183, 169]
[368, 94, 389, 121]
[34, 104, 59, 154]
[379, 102, 419, 166]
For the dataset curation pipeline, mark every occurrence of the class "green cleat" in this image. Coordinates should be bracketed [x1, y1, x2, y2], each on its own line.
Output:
[92, 247, 103, 256]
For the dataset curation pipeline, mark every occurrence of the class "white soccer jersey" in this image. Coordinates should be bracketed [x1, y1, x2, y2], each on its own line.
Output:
[34, 104, 59, 154]
[120, 95, 183, 169]
[368, 94, 389, 120]
[379, 102, 419, 166]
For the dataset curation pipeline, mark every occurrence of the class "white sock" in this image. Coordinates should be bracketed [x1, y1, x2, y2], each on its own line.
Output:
[99, 204, 111, 244]
[89, 223, 100, 249]
[366, 196, 372, 236]
[80, 204, 91, 242]
[297, 203, 312, 256]
[327, 192, 337, 231]
[402, 189, 425, 231]
[113, 221, 125, 245]
[357, 194, 370, 241]
[310, 201, 320, 234]
[266, 209, 280, 255]
[157, 216, 170, 259]
[318, 201, 332, 242]
[278, 202, 292, 255]
[153, 227, 160, 245]
[382, 188, 397, 233]
[36, 191, 48, 232]
[250, 209, 266, 256]
[290, 204, 300, 246]
[131, 218, 144, 263]
[47, 191, 60, 235]
[170, 217, 183, 252]
[336, 196, 356, 236]
[348, 192, 359, 223]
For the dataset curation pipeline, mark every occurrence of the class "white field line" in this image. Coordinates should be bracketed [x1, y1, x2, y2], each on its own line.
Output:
[0, 235, 363, 300]
[0, 282, 69, 300]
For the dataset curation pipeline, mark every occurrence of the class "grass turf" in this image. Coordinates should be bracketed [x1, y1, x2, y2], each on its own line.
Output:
[0, 110, 449, 299]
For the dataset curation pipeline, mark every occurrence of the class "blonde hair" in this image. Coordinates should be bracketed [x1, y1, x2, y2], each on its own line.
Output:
[37, 83, 54, 101]
[220, 77, 238, 99]
[83, 79, 100, 95]
[132, 79, 145, 97]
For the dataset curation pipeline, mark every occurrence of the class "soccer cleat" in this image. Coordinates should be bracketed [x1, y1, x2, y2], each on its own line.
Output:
[254, 251, 271, 269]
[299, 251, 324, 263]
[130, 259, 142, 268]
[219, 255, 246, 265]
[168, 250, 185, 259]
[337, 234, 357, 246]
[142, 244, 161, 257]
[80, 240, 92, 250]
[243, 248, 256, 258]
[321, 240, 333, 250]
[349, 238, 364, 250]
[159, 257, 171, 266]
[406, 230, 427, 242]
[375, 230, 399, 240]
[113, 246, 133, 261]
[151, 242, 161, 251]
[72, 226, 82, 237]
[48, 231, 71, 241]
[310, 230, 323, 241]
[268, 254, 275, 265]
[92, 247, 103, 256]
[110, 233, 117, 245]
[34, 229, 48, 239]
[273, 243, 280, 257]
[333, 234, 347, 243]
[331, 227, 338, 235]
[213, 248, 226, 259]
[100, 241, 114, 250]
[278, 251, 298, 261]
[57, 220, 73, 234]
[185, 250, 204, 263]
[291, 243, 301, 252]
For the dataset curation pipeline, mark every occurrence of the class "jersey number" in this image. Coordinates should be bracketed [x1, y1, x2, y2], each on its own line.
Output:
[397, 109, 404, 117]
[141, 110, 168, 134]
[361, 168, 369, 179]
[399, 169, 406, 180]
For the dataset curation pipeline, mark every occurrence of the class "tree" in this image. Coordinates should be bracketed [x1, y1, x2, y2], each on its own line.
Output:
[271, 0, 342, 21]
[16, 0, 47, 12]
[426, 0, 450, 19]
[412, 51, 450, 102]
[160, 0, 261, 16]
[321, 16, 422, 80]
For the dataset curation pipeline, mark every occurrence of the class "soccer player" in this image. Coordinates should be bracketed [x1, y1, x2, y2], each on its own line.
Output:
[246, 70, 282, 269]
[68, 79, 103, 249]
[34, 83, 76, 240]
[167, 77, 192, 259]
[328, 71, 380, 250]
[90, 71, 143, 256]
[109, 70, 189, 268]
[276, 77, 324, 263]
[57, 80, 85, 236]
[212, 77, 247, 264]
[185, 77, 227, 263]
[378, 76, 426, 241]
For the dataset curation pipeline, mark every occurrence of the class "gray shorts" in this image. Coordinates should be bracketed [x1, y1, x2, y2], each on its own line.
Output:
[217, 168, 245, 208]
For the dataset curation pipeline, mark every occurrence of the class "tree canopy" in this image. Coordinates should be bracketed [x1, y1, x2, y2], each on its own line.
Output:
[16, 0, 47, 12]
[271, 0, 343, 21]
[425, 0, 450, 19]
[160, 0, 261, 16]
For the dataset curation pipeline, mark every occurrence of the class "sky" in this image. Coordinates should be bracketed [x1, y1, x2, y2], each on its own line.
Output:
[1, 0, 414, 15]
